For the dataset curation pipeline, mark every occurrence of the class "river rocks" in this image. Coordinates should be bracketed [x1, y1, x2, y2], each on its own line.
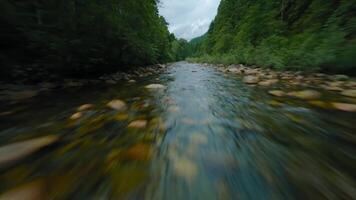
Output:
[128, 120, 147, 129]
[287, 90, 321, 100]
[243, 76, 259, 84]
[331, 103, 356, 112]
[145, 84, 166, 90]
[128, 79, 136, 83]
[268, 90, 286, 97]
[340, 90, 356, 98]
[0, 135, 59, 166]
[77, 104, 95, 111]
[107, 100, 127, 111]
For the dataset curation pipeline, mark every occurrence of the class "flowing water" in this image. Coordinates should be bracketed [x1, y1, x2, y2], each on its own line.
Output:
[0, 62, 356, 200]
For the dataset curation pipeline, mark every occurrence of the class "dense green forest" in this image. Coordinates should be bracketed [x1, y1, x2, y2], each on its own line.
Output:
[188, 0, 356, 74]
[0, 0, 181, 79]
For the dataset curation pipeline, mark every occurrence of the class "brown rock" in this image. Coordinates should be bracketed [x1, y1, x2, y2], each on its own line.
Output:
[340, 90, 356, 98]
[288, 90, 321, 100]
[77, 104, 94, 111]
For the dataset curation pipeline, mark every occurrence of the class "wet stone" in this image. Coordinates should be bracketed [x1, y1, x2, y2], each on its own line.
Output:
[107, 100, 127, 111]
[128, 120, 148, 129]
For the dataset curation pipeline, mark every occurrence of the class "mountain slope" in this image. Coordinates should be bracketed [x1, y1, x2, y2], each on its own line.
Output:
[189, 0, 356, 74]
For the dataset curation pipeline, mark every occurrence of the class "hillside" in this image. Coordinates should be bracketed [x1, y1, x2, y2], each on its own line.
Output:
[188, 0, 356, 74]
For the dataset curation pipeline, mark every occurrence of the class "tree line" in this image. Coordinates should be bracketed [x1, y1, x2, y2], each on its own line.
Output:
[0, 0, 186, 79]
[187, 0, 356, 74]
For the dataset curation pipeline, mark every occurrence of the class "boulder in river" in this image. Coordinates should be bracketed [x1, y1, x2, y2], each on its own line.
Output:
[145, 84, 166, 90]
[331, 102, 356, 112]
[340, 90, 356, 98]
[0, 135, 59, 166]
[243, 76, 259, 84]
[287, 90, 321, 100]
[107, 100, 127, 111]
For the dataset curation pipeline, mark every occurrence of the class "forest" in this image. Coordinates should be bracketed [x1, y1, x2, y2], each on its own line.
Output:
[187, 0, 356, 74]
[0, 0, 189, 80]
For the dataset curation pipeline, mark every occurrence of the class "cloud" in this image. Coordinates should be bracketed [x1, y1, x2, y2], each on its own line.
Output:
[159, 0, 221, 40]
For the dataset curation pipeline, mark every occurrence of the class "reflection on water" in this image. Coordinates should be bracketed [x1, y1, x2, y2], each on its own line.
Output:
[0, 62, 356, 199]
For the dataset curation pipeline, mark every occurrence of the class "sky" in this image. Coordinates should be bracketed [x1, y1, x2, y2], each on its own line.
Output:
[158, 0, 221, 41]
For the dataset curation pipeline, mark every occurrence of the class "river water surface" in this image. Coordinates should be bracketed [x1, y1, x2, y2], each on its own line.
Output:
[0, 62, 355, 199]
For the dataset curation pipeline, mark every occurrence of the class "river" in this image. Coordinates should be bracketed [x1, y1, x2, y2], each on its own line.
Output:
[0, 62, 355, 199]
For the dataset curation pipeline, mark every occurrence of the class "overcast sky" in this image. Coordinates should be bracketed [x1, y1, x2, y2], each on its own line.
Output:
[158, 0, 221, 41]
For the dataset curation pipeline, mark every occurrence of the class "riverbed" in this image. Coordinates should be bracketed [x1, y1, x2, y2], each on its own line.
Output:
[0, 62, 355, 200]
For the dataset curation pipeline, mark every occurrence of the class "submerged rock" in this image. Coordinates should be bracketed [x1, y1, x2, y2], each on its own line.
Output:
[331, 103, 356, 112]
[128, 120, 147, 129]
[288, 90, 321, 100]
[107, 100, 127, 111]
[243, 76, 259, 84]
[0, 135, 59, 166]
[145, 84, 166, 90]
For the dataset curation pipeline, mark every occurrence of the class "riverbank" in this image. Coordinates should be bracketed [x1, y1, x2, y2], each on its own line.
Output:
[202, 63, 356, 112]
[0, 64, 169, 104]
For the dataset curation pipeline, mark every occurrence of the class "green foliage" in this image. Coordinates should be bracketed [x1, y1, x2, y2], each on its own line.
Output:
[0, 0, 179, 78]
[188, 0, 356, 74]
